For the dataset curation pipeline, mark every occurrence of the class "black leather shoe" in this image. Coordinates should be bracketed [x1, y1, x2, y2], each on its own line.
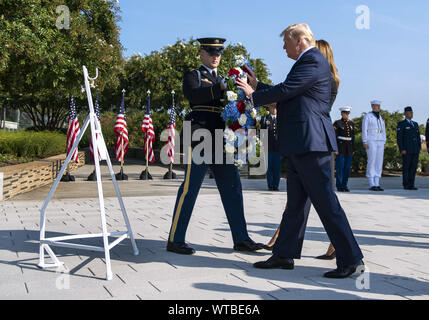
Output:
[166, 242, 195, 255]
[409, 186, 418, 190]
[344, 188, 350, 192]
[273, 187, 279, 191]
[337, 188, 344, 192]
[315, 251, 336, 260]
[254, 255, 294, 270]
[376, 186, 384, 191]
[369, 187, 378, 191]
[323, 260, 365, 278]
[233, 239, 264, 252]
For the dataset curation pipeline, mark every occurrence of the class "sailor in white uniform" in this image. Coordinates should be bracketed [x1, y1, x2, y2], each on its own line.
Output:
[362, 100, 386, 191]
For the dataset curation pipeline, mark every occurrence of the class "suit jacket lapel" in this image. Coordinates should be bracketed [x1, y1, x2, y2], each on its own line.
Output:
[200, 66, 217, 84]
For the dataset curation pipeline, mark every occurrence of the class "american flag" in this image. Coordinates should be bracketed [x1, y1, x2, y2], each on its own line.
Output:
[89, 94, 101, 161]
[141, 93, 155, 163]
[166, 93, 176, 164]
[114, 92, 129, 162]
[66, 94, 80, 163]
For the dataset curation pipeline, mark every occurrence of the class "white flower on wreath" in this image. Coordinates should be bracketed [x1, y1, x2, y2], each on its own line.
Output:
[226, 91, 238, 102]
[225, 144, 235, 154]
[235, 159, 245, 168]
[224, 128, 237, 142]
[250, 108, 257, 119]
[238, 113, 247, 126]
[234, 55, 246, 67]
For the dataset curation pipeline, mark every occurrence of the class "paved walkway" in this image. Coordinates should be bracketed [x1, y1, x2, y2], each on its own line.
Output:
[1, 164, 429, 300]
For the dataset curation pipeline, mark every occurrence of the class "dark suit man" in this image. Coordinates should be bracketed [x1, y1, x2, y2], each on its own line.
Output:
[397, 106, 421, 190]
[237, 23, 363, 278]
[260, 104, 283, 191]
[166, 37, 262, 255]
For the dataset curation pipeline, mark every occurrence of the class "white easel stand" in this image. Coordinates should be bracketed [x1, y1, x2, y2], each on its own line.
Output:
[38, 66, 139, 281]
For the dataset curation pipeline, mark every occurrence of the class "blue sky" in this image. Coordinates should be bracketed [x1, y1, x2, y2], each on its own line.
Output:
[117, 0, 429, 124]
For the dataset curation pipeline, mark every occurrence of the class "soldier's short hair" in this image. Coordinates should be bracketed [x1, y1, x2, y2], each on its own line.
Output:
[280, 23, 316, 46]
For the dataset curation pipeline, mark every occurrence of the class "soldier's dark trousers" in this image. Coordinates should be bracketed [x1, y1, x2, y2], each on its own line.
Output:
[267, 152, 283, 189]
[335, 155, 352, 189]
[402, 153, 419, 188]
[168, 149, 250, 245]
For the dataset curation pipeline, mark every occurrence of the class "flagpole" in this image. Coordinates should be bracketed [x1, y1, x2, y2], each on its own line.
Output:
[141, 89, 152, 180]
[120, 131, 124, 173]
[163, 90, 177, 180]
[115, 89, 128, 181]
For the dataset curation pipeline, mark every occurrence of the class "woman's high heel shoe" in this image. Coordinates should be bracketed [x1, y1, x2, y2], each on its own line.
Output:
[315, 251, 336, 260]
[263, 244, 274, 251]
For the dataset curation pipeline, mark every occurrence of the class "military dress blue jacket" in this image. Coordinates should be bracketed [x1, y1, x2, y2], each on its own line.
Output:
[397, 119, 421, 154]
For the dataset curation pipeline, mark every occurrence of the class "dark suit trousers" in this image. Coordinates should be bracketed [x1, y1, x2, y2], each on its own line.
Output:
[273, 152, 363, 268]
[402, 153, 419, 188]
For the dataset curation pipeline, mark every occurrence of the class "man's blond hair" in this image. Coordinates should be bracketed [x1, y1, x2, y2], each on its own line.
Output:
[280, 23, 315, 46]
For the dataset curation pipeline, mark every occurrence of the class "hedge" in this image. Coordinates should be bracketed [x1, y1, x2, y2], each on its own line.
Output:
[0, 130, 66, 159]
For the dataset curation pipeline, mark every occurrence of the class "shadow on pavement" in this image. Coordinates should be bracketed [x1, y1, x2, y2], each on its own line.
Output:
[1, 229, 428, 299]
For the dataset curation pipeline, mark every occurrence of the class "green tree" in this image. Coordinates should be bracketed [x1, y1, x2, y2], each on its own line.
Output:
[109, 39, 272, 114]
[102, 39, 272, 148]
[0, 0, 123, 130]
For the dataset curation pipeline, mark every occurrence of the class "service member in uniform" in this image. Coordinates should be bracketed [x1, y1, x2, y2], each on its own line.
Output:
[260, 103, 283, 191]
[333, 106, 355, 192]
[167, 37, 263, 255]
[397, 106, 421, 190]
[362, 100, 386, 191]
[426, 118, 429, 149]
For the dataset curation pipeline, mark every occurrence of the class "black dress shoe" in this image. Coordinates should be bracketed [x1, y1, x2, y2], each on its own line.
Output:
[344, 188, 350, 192]
[409, 186, 418, 190]
[337, 188, 344, 192]
[254, 255, 294, 270]
[315, 251, 336, 260]
[323, 260, 365, 279]
[233, 239, 264, 252]
[376, 186, 384, 191]
[369, 187, 378, 191]
[273, 187, 279, 191]
[166, 242, 196, 255]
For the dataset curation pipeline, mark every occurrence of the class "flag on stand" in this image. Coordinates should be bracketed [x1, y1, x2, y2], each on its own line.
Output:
[114, 92, 129, 162]
[141, 94, 155, 163]
[166, 98, 176, 164]
[89, 94, 102, 161]
[66, 94, 80, 163]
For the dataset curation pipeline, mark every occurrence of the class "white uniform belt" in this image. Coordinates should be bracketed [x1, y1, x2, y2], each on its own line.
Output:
[338, 136, 352, 141]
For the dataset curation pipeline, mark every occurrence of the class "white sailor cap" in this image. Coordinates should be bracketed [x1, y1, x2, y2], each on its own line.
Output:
[339, 106, 352, 112]
[371, 100, 382, 105]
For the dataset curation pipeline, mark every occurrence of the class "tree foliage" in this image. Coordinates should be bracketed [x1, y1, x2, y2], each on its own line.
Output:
[0, 0, 123, 130]
[107, 39, 272, 117]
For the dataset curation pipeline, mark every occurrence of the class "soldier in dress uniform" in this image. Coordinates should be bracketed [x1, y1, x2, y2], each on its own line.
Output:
[260, 103, 283, 191]
[166, 37, 263, 255]
[426, 119, 429, 152]
[397, 106, 421, 190]
[333, 106, 355, 192]
[362, 100, 386, 191]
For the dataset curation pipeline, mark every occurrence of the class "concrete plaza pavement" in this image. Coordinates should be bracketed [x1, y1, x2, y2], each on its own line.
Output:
[1, 163, 429, 300]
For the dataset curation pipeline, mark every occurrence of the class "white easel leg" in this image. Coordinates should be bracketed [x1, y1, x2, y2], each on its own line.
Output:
[38, 116, 90, 268]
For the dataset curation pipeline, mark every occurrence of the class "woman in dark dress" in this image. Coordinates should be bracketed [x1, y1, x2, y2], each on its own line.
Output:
[263, 40, 340, 259]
